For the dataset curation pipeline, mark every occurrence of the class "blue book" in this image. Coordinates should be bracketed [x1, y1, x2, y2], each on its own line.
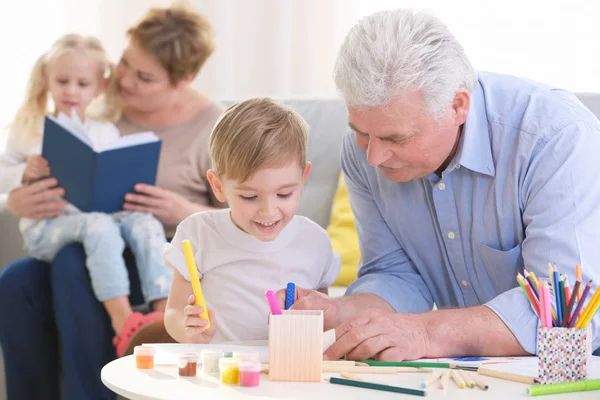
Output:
[41, 116, 161, 213]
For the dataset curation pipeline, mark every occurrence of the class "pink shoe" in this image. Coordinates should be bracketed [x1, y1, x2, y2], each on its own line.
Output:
[113, 311, 165, 357]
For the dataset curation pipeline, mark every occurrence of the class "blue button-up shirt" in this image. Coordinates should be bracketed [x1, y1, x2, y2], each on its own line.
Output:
[343, 72, 600, 354]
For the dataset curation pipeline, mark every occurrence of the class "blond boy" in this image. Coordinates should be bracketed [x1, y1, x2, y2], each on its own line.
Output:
[163, 98, 341, 343]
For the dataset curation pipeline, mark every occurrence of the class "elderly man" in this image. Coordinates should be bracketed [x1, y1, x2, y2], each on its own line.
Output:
[283, 9, 600, 361]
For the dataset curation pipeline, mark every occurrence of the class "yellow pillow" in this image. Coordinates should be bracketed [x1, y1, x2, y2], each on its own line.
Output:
[326, 174, 360, 286]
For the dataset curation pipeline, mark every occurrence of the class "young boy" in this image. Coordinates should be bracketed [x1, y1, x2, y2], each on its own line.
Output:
[163, 98, 341, 343]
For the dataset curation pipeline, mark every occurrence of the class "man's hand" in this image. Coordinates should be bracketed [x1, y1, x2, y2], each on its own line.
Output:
[275, 286, 345, 331]
[325, 309, 429, 361]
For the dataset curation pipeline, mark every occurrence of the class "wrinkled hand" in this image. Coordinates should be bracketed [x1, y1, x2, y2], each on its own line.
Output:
[7, 178, 66, 219]
[183, 294, 217, 344]
[275, 286, 344, 331]
[124, 184, 198, 226]
[324, 309, 429, 361]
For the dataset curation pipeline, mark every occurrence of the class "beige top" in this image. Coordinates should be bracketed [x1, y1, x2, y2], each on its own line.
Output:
[116, 102, 225, 237]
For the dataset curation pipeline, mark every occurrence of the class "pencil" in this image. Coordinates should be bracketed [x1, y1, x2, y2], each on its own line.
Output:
[358, 360, 478, 371]
[440, 370, 450, 389]
[539, 279, 547, 327]
[569, 280, 593, 328]
[477, 367, 538, 384]
[459, 370, 475, 388]
[553, 265, 562, 326]
[322, 365, 431, 374]
[328, 377, 427, 397]
[524, 269, 539, 299]
[578, 286, 600, 329]
[518, 274, 540, 317]
[470, 372, 489, 390]
[564, 276, 571, 306]
[181, 240, 210, 329]
[559, 276, 567, 325]
[576, 264, 583, 301]
[421, 371, 443, 388]
[340, 372, 364, 381]
[529, 270, 540, 290]
[451, 369, 466, 388]
[563, 280, 581, 327]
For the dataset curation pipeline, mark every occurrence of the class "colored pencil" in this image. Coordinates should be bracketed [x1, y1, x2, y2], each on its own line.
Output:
[539, 279, 548, 328]
[518, 273, 540, 317]
[440, 370, 450, 389]
[563, 280, 581, 327]
[451, 370, 466, 388]
[559, 276, 567, 325]
[328, 377, 427, 397]
[421, 371, 443, 388]
[576, 264, 583, 301]
[577, 285, 600, 329]
[553, 265, 562, 326]
[524, 269, 539, 299]
[459, 370, 476, 388]
[477, 367, 538, 384]
[569, 280, 592, 328]
[322, 365, 431, 374]
[358, 360, 477, 371]
[564, 276, 571, 307]
[470, 372, 489, 390]
[529, 271, 540, 290]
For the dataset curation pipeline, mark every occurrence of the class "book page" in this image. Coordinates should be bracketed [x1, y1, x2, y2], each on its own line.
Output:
[49, 113, 93, 148]
[100, 131, 159, 152]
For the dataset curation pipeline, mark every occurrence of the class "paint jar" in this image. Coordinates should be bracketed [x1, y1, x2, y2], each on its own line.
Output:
[201, 349, 224, 375]
[219, 357, 239, 385]
[238, 360, 261, 387]
[178, 352, 198, 377]
[232, 351, 260, 363]
[134, 345, 155, 369]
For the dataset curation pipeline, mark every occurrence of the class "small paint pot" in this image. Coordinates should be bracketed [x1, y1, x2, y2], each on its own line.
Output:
[178, 352, 198, 377]
[219, 357, 239, 385]
[201, 349, 224, 375]
[134, 346, 155, 369]
[238, 360, 261, 387]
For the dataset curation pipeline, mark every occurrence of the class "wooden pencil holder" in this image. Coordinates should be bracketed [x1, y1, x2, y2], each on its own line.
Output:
[537, 327, 592, 384]
[268, 310, 323, 382]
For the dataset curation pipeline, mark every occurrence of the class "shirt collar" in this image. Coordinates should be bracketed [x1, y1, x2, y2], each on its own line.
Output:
[447, 78, 496, 177]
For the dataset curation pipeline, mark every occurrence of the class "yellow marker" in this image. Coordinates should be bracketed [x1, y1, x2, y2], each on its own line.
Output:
[182, 240, 210, 329]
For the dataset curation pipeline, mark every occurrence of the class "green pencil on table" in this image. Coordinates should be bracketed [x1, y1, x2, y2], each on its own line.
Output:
[328, 376, 427, 397]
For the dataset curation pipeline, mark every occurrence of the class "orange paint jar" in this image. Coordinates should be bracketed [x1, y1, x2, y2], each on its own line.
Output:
[134, 345, 156, 369]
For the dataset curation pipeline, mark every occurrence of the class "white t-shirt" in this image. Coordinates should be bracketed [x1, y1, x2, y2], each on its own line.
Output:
[162, 209, 341, 343]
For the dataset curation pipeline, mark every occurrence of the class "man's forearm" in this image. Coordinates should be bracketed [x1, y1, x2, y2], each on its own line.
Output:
[421, 305, 529, 358]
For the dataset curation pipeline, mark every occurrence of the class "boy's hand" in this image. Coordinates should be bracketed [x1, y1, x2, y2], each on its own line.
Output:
[22, 155, 50, 184]
[183, 294, 217, 343]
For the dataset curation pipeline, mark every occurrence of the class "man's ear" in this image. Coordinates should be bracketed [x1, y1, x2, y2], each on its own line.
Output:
[452, 89, 471, 126]
[207, 170, 227, 203]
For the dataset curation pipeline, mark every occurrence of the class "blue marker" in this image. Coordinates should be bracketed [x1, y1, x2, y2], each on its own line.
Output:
[285, 282, 296, 310]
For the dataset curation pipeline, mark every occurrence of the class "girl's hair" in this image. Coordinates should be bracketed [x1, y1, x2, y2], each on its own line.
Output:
[12, 33, 120, 145]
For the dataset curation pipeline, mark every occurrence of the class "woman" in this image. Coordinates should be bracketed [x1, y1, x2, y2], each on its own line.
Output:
[0, 4, 224, 400]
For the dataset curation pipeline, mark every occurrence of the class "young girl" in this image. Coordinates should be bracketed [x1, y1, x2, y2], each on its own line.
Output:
[163, 98, 341, 343]
[0, 34, 172, 357]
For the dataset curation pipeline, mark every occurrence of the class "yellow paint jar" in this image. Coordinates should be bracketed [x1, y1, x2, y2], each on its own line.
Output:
[219, 357, 239, 385]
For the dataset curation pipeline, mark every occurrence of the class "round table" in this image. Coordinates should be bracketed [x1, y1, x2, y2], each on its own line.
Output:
[101, 354, 600, 399]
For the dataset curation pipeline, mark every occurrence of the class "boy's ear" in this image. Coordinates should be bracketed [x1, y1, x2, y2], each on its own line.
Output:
[207, 170, 227, 203]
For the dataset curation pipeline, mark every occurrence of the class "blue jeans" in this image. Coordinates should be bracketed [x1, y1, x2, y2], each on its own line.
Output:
[0, 243, 145, 400]
[24, 211, 171, 302]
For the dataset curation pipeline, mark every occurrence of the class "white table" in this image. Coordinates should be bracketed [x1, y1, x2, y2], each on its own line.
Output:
[102, 352, 600, 399]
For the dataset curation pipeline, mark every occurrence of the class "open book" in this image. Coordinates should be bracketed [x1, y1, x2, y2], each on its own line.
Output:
[41, 113, 162, 213]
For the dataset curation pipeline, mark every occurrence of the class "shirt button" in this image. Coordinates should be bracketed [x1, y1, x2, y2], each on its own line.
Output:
[438, 183, 446, 190]
[448, 232, 456, 239]
[462, 280, 469, 287]
[455, 164, 461, 169]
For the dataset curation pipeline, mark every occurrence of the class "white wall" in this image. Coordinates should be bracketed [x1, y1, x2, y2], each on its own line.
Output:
[1, 0, 599, 151]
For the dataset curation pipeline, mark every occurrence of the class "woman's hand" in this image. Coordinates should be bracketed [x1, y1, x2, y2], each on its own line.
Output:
[7, 178, 66, 218]
[183, 294, 217, 344]
[124, 183, 203, 226]
[22, 155, 50, 184]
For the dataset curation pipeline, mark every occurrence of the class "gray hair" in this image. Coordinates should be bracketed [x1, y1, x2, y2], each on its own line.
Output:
[333, 9, 477, 119]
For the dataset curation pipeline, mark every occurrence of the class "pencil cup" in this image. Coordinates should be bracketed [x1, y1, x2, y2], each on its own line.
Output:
[268, 310, 323, 382]
[537, 327, 592, 384]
